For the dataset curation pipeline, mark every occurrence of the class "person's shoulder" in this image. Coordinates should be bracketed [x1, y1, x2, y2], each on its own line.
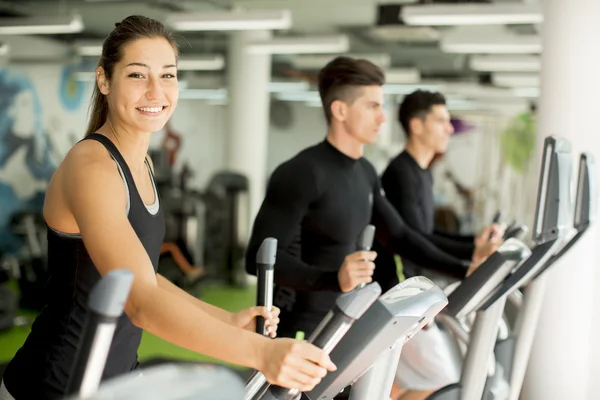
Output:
[359, 156, 378, 178]
[272, 143, 321, 177]
[61, 137, 120, 185]
[268, 144, 323, 195]
[382, 151, 417, 180]
[291, 142, 324, 164]
[65, 136, 107, 162]
[389, 150, 413, 170]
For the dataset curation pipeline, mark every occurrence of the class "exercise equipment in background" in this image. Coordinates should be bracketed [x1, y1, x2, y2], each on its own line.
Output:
[151, 144, 251, 289]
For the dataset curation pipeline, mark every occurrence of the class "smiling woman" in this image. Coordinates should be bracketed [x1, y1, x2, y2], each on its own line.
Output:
[0, 15, 335, 400]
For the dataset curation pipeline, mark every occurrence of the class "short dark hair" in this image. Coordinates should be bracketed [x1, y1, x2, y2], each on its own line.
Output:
[317, 56, 385, 125]
[86, 15, 179, 136]
[398, 90, 446, 137]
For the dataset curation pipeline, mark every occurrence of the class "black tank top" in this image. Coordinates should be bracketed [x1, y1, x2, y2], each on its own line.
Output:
[2, 134, 165, 400]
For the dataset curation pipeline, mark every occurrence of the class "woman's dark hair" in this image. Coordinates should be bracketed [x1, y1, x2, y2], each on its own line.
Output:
[85, 15, 179, 136]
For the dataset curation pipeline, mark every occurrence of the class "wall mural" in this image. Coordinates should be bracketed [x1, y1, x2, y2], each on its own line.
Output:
[0, 66, 87, 254]
[60, 65, 88, 112]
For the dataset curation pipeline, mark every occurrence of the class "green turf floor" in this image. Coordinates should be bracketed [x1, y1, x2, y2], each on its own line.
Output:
[0, 283, 256, 369]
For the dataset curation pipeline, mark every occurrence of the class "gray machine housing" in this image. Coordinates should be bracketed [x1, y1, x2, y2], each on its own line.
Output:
[70, 363, 246, 400]
[307, 276, 448, 400]
[533, 137, 573, 244]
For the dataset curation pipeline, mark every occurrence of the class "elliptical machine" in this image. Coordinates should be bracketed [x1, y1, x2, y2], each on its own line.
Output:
[426, 136, 575, 400]
[500, 150, 596, 400]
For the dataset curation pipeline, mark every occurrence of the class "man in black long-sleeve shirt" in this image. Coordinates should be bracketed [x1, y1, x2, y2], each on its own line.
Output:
[245, 58, 499, 400]
[376, 90, 502, 282]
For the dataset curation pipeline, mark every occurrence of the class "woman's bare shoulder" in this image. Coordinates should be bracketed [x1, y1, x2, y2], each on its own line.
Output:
[44, 137, 126, 231]
[58, 138, 126, 200]
[63, 138, 113, 169]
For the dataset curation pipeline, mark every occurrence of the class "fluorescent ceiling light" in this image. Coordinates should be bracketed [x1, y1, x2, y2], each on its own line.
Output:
[75, 40, 103, 57]
[269, 81, 310, 92]
[206, 99, 228, 106]
[179, 88, 227, 101]
[166, 10, 291, 32]
[73, 71, 95, 82]
[446, 98, 480, 111]
[0, 15, 84, 35]
[385, 68, 421, 84]
[180, 81, 313, 101]
[445, 83, 539, 101]
[247, 35, 349, 55]
[274, 91, 320, 102]
[512, 87, 540, 98]
[273, 83, 442, 102]
[470, 55, 541, 72]
[180, 72, 224, 90]
[178, 55, 225, 71]
[383, 83, 443, 95]
[367, 25, 440, 43]
[305, 100, 323, 108]
[441, 35, 542, 54]
[401, 3, 543, 26]
[492, 73, 540, 88]
[444, 82, 514, 99]
[288, 52, 390, 69]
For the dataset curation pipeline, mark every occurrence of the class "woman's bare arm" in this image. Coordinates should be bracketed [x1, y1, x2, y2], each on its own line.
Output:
[155, 274, 234, 324]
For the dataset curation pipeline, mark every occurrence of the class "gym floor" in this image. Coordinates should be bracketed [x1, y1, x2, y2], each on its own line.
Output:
[0, 282, 256, 373]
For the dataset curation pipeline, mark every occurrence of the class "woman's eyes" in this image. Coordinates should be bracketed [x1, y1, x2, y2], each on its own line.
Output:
[128, 73, 177, 79]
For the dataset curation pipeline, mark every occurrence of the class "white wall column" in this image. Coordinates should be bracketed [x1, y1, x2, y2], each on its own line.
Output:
[522, 0, 600, 399]
[226, 30, 272, 238]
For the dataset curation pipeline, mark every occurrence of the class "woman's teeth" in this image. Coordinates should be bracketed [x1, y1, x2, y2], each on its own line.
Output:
[138, 106, 163, 113]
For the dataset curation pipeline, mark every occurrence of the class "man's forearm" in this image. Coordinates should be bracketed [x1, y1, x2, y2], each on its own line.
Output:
[156, 273, 235, 325]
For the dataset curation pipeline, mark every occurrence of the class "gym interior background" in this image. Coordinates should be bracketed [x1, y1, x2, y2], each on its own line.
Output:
[0, 0, 598, 399]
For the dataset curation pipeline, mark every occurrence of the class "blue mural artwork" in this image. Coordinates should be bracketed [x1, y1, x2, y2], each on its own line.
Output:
[0, 69, 56, 254]
[59, 65, 87, 111]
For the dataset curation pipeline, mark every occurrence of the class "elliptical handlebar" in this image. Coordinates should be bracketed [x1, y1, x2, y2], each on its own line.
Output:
[256, 238, 277, 336]
[356, 225, 375, 290]
[443, 238, 531, 319]
[245, 283, 382, 400]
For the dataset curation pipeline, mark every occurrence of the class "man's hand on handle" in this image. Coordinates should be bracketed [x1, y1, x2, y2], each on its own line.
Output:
[338, 250, 377, 292]
[475, 224, 505, 248]
[234, 306, 281, 338]
[474, 224, 505, 262]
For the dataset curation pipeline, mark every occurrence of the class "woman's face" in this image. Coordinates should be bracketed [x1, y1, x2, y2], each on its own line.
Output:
[98, 37, 179, 135]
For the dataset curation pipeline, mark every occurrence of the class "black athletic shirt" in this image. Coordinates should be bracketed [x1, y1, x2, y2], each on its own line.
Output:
[3, 134, 165, 400]
[375, 150, 475, 279]
[245, 140, 468, 338]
